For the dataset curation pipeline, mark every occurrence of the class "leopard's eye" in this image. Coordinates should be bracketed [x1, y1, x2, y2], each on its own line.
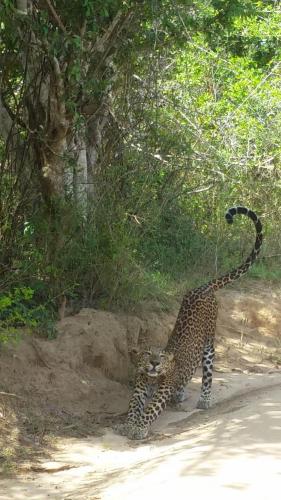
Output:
[144, 350, 152, 356]
[159, 353, 166, 358]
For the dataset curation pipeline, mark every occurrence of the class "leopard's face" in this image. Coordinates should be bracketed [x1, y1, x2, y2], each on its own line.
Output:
[130, 347, 174, 379]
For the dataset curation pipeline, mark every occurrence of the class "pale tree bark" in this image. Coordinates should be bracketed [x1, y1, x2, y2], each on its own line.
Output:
[84, 10, 134, 202]
[0, 96, 13, 140]
[73, 134, 88, 208]
[86, 94, 112, 200]
[16, 0, 28, 15]
[40, 56, 69, 198]
[24, 43, 69, 201]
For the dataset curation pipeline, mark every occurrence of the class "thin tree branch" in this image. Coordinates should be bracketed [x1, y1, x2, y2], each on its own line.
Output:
[43, 0, 68, 34]
[0, 391, 25, 399]
[185, 183, 214, 195]
[16, 0, 28, 15]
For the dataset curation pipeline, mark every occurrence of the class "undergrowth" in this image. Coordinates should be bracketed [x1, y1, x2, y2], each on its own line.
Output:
[0, 195, 280, 343]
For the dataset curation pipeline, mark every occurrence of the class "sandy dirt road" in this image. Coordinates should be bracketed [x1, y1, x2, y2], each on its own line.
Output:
[1, 371, 281, 500]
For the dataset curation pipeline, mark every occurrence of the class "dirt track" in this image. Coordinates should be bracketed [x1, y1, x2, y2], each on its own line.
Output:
[1, 371, 281, 500]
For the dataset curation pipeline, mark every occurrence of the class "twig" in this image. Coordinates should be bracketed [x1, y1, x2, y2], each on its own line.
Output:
[260, 254, 281, 260]
[0, 391, 25, 399]
[43, 0, 68, 34]
[185, 183, 214, 195]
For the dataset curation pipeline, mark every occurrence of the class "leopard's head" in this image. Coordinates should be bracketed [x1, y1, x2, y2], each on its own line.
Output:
[129, 347, 174, 378]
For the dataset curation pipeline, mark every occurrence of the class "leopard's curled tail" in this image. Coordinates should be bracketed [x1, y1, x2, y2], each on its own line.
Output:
[206, 206, 263, 292]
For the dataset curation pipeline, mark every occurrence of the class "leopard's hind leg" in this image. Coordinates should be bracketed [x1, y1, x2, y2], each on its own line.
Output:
[197, 339, 215, 409]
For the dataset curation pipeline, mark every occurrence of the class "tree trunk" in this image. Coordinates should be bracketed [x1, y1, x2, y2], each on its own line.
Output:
[0, 5, 135, 209]
[73, 135, 88, 208]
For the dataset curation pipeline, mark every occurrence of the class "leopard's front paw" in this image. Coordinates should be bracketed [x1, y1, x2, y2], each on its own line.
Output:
[170, 387, 187, 405]
[113, 422, 131, 436]
[113, 422, 149, 440]
[127, 424, 149, 440]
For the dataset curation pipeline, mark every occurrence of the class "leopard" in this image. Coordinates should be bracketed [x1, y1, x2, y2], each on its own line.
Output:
[116, 206, 263, 440]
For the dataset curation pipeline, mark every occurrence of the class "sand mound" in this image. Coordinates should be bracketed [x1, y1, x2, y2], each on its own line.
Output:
[1, 284, 280, 415]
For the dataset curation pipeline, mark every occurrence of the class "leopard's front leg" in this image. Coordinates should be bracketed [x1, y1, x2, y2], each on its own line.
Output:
[115, 373, 149, 436]
[126, 384, 173, 440]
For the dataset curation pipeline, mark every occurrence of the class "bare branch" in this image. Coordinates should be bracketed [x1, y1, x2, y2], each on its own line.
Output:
[16, 0, 28, 15]
[0, 391, 25, 399]
[89, 9, 134, 78]
[43, 0, 68, 34]
[185, 183, 214, 195]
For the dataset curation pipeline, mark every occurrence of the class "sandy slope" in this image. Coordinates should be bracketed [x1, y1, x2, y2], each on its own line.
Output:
[1, 371, 281, 500]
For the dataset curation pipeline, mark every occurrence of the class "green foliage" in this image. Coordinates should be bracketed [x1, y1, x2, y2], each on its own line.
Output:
[18, 201, 175, 309]
[248, 261, 281, 282]
[0, 287, 56, 344]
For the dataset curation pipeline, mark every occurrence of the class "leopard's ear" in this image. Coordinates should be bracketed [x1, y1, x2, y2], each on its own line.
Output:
[129, 347, 140, 365]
